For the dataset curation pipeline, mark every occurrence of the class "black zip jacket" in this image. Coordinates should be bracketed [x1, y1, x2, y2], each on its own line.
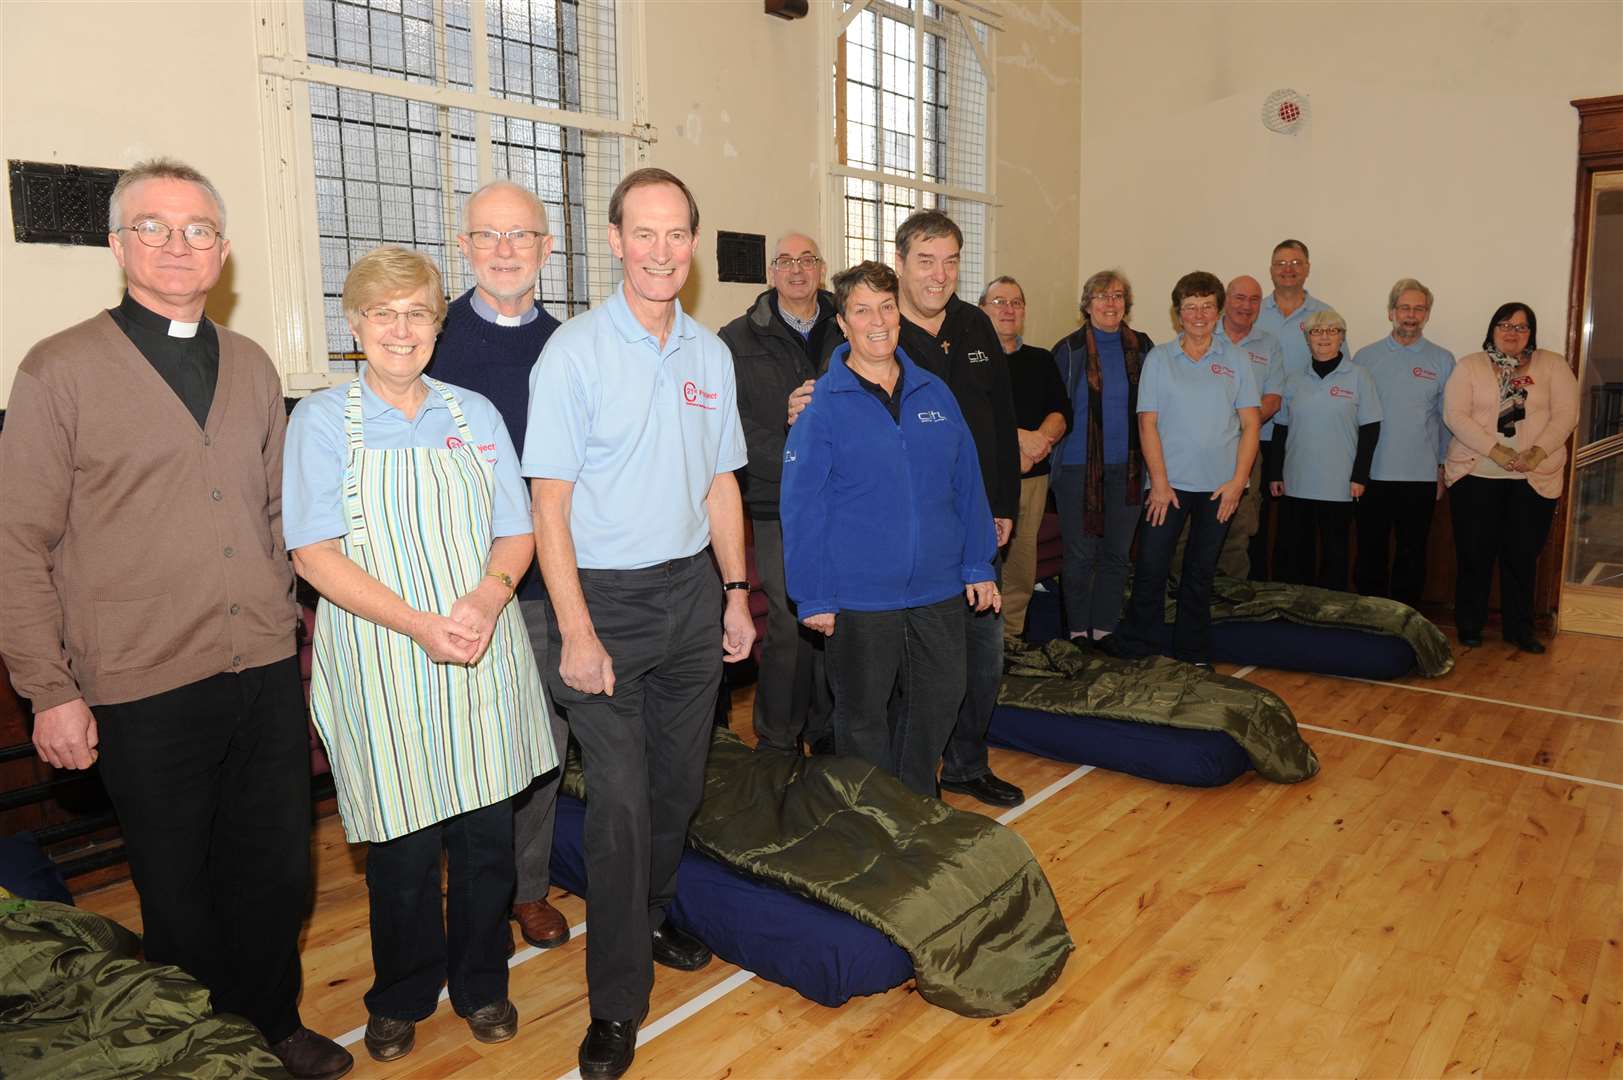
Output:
[898, 296, 1021, 520]
[721, 288, 845, 520]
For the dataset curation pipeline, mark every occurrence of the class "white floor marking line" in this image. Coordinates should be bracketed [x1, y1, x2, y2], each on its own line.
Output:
[997, 764, 1094, 826]
[553, 968, 760, 1080]
[1297, 722, 1623, 791]
[334, 918, 589, 1048]
[1321, 674, 1622, 726]
[1230, 665, 1257, 678]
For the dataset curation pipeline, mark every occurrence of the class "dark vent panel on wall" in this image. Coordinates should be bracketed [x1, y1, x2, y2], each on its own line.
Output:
[716, 231, 767, 284]
[9, 161, 122, 246]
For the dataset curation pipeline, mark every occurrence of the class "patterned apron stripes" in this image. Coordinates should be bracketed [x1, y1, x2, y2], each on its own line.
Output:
[309, 378, 556, 843]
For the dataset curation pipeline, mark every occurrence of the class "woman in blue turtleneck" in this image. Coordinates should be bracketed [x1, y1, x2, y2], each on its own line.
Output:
[1049, 270, 1154, 644]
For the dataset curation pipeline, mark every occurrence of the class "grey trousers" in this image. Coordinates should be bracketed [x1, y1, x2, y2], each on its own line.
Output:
[513, 600, 571, 904]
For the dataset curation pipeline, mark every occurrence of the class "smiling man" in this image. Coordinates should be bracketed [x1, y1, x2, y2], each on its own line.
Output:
[521, 167, 754, 1080]
[0, 158, 350, 1079]
[429, 180, 574, 957]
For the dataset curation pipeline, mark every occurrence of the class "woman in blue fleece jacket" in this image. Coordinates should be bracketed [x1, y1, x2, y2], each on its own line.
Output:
[780, 261, 999, 798]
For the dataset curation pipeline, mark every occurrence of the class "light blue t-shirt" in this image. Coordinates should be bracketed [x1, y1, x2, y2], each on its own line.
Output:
[1136, 336, 1260, 493]
[1352, 334, 1455, 482]
[282, 375, 532, 551]
[1276, 360, 1383, 503]
[521, 285, 748, 570]
[1255, 291, 1336, 387]
[1223, 325, 1286, 441]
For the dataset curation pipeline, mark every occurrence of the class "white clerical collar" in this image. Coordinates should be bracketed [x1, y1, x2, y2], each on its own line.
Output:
[168, 320, 200, 339]
[469, 290, 539, 327]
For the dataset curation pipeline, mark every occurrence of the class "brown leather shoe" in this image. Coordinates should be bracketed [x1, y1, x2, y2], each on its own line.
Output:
[271, 1026, 355, 1079]
[466, 998, 519, 1044]
[511, 898, 570, 949]
[362, 1015, 415, 1063]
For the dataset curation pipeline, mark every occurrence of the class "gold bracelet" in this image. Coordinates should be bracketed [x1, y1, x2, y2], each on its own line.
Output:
[485, 570, 515, 594]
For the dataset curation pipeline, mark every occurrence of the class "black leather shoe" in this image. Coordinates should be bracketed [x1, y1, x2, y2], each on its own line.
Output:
[1458, 630, 1483, 647]
[940, 772, 1025, 807]
[651, 921, 711, 971]
[1510, 636, 1547, 654]
[465, 998, 519, 1043]
[271, 1027, 354, 1079]
[362, 1015, 415, 1063]
[579, 1016, 639, 1080]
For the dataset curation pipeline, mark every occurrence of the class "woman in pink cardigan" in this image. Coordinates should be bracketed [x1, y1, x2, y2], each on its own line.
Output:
[1442, 303, 1578, 653]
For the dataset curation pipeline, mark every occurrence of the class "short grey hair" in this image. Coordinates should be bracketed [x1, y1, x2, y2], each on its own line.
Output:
[773, 231, 820, 255]
[978, 275, 1022, 306]
[1301, 308, 1347, 338]
[1079, 269, 1132, 319]
[1387, 277, 1433, 311]
[461, 179, 550, 234]
[109, 157, 227, 232]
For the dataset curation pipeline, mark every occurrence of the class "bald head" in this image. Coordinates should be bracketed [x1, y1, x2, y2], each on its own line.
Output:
[1224, 274, 1263, 339]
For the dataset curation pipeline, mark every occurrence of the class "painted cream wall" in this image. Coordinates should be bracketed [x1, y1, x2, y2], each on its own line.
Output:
[0, 1, 275, 405]
[1077, 0, 1623, 358]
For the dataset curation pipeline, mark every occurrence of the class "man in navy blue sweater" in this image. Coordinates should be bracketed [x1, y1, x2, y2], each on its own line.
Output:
[428, 180, 570, 954]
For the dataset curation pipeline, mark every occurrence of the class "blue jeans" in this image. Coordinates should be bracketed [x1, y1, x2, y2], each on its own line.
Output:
[1051, 463, 1138, 635]
[1115, 490, 1230, 664]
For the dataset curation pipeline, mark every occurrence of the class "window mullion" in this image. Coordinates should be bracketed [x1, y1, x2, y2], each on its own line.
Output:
[471, 0, 493, 187]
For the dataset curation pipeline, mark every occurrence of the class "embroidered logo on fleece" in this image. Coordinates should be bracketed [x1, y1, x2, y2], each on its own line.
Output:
[916, 410, 949, 424]
[783, 449, 797, 463]
[967, 349, 990, 364]
[682, 380, 718, 410]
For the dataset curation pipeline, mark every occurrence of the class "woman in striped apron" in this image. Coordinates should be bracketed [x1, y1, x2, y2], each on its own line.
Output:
[283, 248, 555, 1064]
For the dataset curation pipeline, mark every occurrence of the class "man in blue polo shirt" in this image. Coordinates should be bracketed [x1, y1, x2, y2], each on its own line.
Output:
[1352, 278, 1455, 607]
[1252, 239, 1336, 580]
[522, 168, 754, 1080]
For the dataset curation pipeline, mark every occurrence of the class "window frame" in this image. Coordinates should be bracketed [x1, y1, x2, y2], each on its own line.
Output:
[253, 0, 653, 390]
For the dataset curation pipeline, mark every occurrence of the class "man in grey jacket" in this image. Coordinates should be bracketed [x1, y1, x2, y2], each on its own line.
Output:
[719, 232, 843, 754]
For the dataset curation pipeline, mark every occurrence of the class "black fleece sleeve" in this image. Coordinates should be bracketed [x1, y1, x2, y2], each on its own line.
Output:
[1267, 424, 1288, 482]
[1353, 421, 1380, 486]
[988, 338, 1021, 520]
[1039, 348, 1073, 432]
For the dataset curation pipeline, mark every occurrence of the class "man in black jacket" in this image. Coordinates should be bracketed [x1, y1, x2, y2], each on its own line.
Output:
[720, 232, 844, 754]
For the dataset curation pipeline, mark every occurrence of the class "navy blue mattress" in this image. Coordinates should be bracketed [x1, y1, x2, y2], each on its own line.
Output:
[549, 795, 912, 1007]
[988, 705, 1252, 788]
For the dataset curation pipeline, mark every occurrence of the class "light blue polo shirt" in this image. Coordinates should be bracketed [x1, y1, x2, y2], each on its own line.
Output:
[1276, 360, 1383, 502]
[1352, 334, 1455, 482]
[282, 375, 532, 550]
[1255, 291, 1336, 386]
[1136, 336, 1260, 493]
[1223, 324, 1286, 441]
[521, 285, 748, 570]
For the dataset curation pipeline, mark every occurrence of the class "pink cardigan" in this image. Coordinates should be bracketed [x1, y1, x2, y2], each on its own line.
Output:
[1442, 349, 1578, 499]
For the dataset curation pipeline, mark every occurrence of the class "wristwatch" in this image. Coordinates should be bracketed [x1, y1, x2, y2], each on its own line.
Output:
[722, 580, 751, 594]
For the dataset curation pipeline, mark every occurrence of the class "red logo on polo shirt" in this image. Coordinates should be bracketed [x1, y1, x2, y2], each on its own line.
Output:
[1329, 385, 1355, 398]
[1411, 366, 1437, 380]
[1210, 362, 1235, 377]
[683, 380, 718, 410]
[446, 436, 465, 449]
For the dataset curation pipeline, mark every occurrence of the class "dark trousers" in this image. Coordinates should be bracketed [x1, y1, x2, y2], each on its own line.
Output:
[1052, 463, 1137, 635]
[1275, 496, 1355, 591]
[545, 551, 722, 1021]
[364, 799, 514, 1019]
[94, 656, 311, 1044]
[940, 558, 1003, 785]
[1248, 444, 1279, 580]
[750, 518, 832, 753]
[513, 600, 571, 904]
[1449, 476, 1558, 642]
[1115, 491, 1229, 664]
[826, 595, 965, 798]
[1355, 479, 1438, 608]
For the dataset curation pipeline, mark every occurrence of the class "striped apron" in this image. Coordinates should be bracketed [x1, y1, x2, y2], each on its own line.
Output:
[309, 377, 556, 844]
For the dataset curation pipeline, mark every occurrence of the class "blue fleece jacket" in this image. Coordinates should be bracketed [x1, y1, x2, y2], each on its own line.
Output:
[780, 343, 997, 618]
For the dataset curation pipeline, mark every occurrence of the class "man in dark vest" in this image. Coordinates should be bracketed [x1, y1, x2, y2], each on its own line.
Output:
[429, 179, 571, 954]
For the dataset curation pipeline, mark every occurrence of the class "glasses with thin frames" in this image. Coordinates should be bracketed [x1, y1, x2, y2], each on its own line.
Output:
[1272, 258, 1306, 269]
[1308, 327, 1344, 338]
[118, 219, 221, 250]
[985, 297, 1026, 309]
[771, 254, 823, 271]
[1495, 321, 1531, 335]
[464, 229, 546, 250]
[361, 306, 438, 327]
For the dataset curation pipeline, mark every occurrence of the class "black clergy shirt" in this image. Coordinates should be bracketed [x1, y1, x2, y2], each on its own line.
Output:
[109, 292, 220, 429]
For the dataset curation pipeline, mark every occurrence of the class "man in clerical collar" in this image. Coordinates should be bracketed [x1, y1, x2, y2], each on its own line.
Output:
[720, 231, 843, 758]
[429, 179, 572, 955]
[0, 158, 351, 1080]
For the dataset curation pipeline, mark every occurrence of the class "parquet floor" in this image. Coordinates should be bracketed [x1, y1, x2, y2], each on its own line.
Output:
[78, 625, 1623, 1078]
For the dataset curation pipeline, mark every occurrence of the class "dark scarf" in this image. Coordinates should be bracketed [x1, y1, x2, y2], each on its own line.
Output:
[1487, 344, 1532, 437]
[1078, 321, 1145, 534]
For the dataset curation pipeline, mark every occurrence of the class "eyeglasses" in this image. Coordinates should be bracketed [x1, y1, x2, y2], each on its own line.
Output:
[464, 229, 546, 250]
[1307, 327, 1344, 338]
[360, 306, 438, 327]
[771, 254, 823, 271]
[985, 298, 1026, 309]
[117, 219, 221, 250]
[1495, 321, 1530, 334]
[1271, 258, 1306, 269]
[1179, 303, 1219, 316]
[1093, 291, 1127, 304]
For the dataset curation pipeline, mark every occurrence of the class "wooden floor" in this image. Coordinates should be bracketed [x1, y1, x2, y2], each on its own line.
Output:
[79, 623, 1623, 1079]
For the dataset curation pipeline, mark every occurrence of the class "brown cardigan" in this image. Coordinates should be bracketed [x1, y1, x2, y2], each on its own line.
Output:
[0, 312, 299, 710]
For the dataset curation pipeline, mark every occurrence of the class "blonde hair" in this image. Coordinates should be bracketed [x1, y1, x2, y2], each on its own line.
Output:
[1301, 308, 1347, 338]
[341, 247, 447, 325]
